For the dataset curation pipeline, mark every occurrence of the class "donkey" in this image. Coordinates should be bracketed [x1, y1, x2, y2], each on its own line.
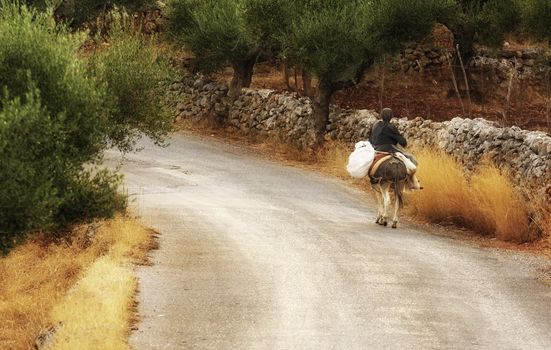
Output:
[370, 156, 409, 228]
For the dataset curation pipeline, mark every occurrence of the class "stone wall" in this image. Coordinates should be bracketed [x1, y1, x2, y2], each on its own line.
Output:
[172, 74, 551, 196]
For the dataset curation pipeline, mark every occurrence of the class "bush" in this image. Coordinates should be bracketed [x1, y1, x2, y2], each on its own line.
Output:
[0, 2, 172, 251]
[521, 0, 551, 43]
[90, 14, 173, 152]
[0, 91, 63, 241]
[55, 169, 127, 226]
[476, 0, 521, 47]
[21, 0, 157, 27]
[0, 1, 110, 164]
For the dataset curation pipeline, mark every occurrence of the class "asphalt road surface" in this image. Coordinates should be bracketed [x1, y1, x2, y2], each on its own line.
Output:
[105, 133, 551, 350]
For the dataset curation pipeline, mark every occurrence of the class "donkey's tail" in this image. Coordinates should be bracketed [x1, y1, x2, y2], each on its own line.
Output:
[394, 171, 404, 209]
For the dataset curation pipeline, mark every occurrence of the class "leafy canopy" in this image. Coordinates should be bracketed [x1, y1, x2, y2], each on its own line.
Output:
[0, 1, 171, 250]
[90, 11, 173, 152]
[167, 0, 256, 72]
[521, 0, 551, 42]
[281, 0, 455, 86]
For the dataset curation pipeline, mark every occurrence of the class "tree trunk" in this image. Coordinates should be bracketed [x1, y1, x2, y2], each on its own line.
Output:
[229, 57, 256, 100]
[283, 61, 292, 90]
[450, 22, 475, 64]
[312, 83, 333, 147]
[302, 70, 312, 97]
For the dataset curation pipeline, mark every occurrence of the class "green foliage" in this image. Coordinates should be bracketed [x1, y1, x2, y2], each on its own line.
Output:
[280, 0, 369, 85]
[0, 88, 126, 252]
[242, 0, 291, 56]
[281, 0, 452, 86]
[0, 2, 171, 251]
[0, 0, 109, 165]
[167, 0, 256, 73]
[0, 91, 63, 239]
[90, 13, 174, 152]
[476, 0, 521, 47]
[366, 0, 457, 54]
[54, 168, 126, 226]
[521, 0, 551, 42]
[21, 0, 157, 27]
[444, 0, 521, 56]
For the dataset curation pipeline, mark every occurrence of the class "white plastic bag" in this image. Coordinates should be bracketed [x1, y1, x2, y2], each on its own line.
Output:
[346, 141, 375, 178]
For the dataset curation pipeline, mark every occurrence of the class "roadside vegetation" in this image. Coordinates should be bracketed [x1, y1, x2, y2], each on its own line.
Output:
[167, 0, 455, 145]
[0, 1, 170, 348]
[0, 1, 172, 252]
[406, 148, 547, 243]
[0, 216, 157, 349]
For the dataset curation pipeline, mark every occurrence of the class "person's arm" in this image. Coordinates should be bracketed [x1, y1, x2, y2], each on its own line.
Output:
[388, 124, 407, 147]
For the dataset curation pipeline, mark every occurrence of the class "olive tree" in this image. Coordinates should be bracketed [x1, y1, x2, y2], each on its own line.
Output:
[443, 0, 521, 59]
[521, 0, 551, 44]
[0, 1, 172, 250]
[167, 0, 289, 100]
[281, 0, 454, 145]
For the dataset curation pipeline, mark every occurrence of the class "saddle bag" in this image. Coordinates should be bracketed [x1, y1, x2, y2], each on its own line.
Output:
[346, 141, 375, 178]
[394, 152, 417, 175]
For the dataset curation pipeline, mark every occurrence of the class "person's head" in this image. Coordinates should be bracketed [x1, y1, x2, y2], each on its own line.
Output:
[380, 108, 394, 122]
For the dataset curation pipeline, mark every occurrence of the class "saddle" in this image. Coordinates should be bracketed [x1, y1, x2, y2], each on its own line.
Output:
[368, 152, 393, 177]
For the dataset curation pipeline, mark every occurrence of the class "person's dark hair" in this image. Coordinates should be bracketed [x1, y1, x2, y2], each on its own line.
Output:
[380, 108, 394, 122]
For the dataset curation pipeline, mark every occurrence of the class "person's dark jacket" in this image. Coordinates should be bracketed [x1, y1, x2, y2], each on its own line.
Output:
[369, 120, 407, 153]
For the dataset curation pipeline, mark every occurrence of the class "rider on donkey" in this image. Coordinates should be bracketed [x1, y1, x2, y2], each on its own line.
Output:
[369, 108, 421, 189]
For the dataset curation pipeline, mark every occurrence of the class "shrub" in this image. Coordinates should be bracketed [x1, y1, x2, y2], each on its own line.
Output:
[475, 0, 521, 47]
[0, 1, 110, 164]
[0, 3, 171, 251]
[521, 0, 551, 43]
[0, 91, 63, 244]
[89, 14, 173, 152]
[21, 0, 157, 27]
[55, 169, 127, 226]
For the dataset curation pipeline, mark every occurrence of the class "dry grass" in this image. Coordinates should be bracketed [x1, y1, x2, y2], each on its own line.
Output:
[0, 216, 156, 350]
[406, 148, 540, 242]
[48, 257, 136, 350]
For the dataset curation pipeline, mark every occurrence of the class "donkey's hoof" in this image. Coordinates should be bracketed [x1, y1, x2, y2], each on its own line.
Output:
[392, 222, 398, 229]
[383, 221, 388, 227]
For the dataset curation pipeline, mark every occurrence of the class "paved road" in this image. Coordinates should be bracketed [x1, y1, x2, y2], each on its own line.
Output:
[106, 133, 551, 350]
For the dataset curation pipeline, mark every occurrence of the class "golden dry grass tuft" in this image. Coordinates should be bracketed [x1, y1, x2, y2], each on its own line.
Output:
[313, 140, 351, 178]
[0, 216, 156, 350]
[406, 148, 539, 242]
[48, 257, 136, 350]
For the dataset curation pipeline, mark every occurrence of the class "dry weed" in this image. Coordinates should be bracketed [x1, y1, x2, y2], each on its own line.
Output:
[0, 216, 155, 350]
[48, 257, 136, 350]
[407, 148, 539, 242]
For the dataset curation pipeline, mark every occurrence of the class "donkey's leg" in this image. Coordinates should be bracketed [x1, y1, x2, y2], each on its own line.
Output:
[392, 182, 405, 228]
[373, 184, 384, 224]
[381, 183, 391, 226]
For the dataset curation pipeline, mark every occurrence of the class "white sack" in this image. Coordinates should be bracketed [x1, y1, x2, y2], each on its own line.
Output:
[394, 152, 417, 175]
[346, 141, 375, 178]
